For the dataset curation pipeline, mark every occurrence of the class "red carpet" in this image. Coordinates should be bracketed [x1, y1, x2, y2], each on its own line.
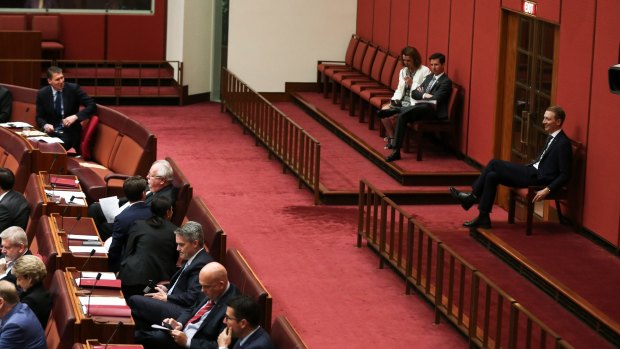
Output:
[113, 103, 468, 348]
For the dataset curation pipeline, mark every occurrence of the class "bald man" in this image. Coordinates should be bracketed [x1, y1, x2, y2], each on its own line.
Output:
[136, 262, 239, 349]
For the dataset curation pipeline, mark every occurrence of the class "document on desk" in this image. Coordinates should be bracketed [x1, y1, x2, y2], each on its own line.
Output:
[79, 296, 127, 306]
[29, 136, 65, 143]
[69, 246, 107, 254]
[81, 271, 117, 280]
[68, 234, 99, 241]
[0, 121, 34, 128]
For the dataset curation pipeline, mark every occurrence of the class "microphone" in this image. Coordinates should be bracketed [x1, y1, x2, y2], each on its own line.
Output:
[66, 214, 82, 236]
[60, 196, 76, 231]
[78, 246, 96, 288]
[104, 321, 123, 349]
[47, 154, 58, 185]
[86, 272, 102, 317]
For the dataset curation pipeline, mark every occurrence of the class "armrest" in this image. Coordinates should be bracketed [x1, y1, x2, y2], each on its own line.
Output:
[318, 60, 345, 65]
[104, 173, 130, 185]
[358, 84, 390, 92]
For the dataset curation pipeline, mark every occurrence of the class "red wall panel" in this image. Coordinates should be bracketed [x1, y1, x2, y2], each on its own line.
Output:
[425, 0, 451, 64]
[388, 0, 410, 53]
[582, 0, 620, 244]
[61, 15, 106, 60]
[357, 0, 374, 41]
[372, 0, 391, 49]
[106, 0, 166, 60]
[409, 0, 430, 60]
[502, 0, 561, 24]
[467, 1, 502, 162]
[447, 0, 475, 153]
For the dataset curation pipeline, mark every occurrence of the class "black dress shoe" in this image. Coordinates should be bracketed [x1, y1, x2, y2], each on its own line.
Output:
[463, 215, 491, 229]
[449, 187, 477, 211]
[385, 150, 401, 162]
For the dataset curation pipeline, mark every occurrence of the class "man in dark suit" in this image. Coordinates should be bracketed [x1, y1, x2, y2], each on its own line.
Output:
[450, 105, 573, 229]
[135, 262, 239, 349]
[129, 221, 214, 330]
[0, 168, 29, 234]
[0, 227, 31, 284]
[35, 66, 97, 151]
[107, 176, 151, 272]
[217, 296, 275, 349]
[386, 52, 453, 162]
[0, 281, 46, 349]
[0, 86, 11, 123]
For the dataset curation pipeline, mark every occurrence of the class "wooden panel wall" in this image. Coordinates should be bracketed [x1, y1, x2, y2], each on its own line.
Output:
[355, 0, 620, 244]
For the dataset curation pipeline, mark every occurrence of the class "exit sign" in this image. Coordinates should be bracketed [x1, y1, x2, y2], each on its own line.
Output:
[522, 1, 537, 16]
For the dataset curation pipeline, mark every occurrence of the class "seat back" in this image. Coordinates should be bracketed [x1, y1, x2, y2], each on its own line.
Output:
[0, 15, 27, 30]
[343, 34, 360, 66]
[30, 215, 58, 288]
[225, 248, 272, 333]
[351, 40, 368, 71]
[557, 140, 585, 224]
[0, 126, 32, 192]
[185, 196, 226, 263]
[380, 53, 398, 87]
[46, 270, 76, 349]
[271, 316, 308, 349]
[24, 173, 45, 241]
[390, 60, 405, 90]
[359, 44, 377, 76]
[31, 15, 61, 41]
[370, 49, 387, 81]
[446, 84, 461, 123]
[166, 157, 193, 226]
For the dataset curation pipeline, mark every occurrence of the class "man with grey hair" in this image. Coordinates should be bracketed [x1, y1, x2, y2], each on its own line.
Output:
[0, 227, 31, 284]
[129, 221, 213, 330]
[0, 281, 46, 349]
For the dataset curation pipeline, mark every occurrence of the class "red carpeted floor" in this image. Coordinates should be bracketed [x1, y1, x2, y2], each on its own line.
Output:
[113, 102, 468, 348]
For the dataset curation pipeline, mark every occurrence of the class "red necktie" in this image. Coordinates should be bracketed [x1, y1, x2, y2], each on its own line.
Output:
[187, 300, 214, 324]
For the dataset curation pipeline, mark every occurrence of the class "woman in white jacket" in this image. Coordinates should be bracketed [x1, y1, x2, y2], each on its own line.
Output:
[379, 46, 430, 148]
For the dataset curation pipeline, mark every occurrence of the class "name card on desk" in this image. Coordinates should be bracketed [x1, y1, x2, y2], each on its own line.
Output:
[69, 246, 108, 254]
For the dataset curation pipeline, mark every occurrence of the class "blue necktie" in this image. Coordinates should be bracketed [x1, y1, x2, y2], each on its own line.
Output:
[55, 91, 63, 118]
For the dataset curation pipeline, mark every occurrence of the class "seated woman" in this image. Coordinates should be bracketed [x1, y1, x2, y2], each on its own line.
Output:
[377, 46, 430, 149]
[12, 255, 52, 328]
[118, 196, 179, 300]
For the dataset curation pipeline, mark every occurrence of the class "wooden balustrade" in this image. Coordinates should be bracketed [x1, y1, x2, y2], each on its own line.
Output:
[357, 178, 574, 348]
[221, 68, 321, 204]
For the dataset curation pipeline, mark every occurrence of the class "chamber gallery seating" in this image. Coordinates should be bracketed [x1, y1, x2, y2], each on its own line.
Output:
[0, 15, 27, 30]
[1, 83, 38, 125]
[166, 156, 193, 225]
[271, 315, 308, 349]
[46, 269, 77, 349]
[317, 34, 360, 96]
[66, 104, 156, 202]
[225, 248, 272, 333]
[31, 15, 65, 59]
[185, 196, 226, 263]
[24, 173, 45, 240]
[29, 215, 58, 288]
[0, 125, 32, 192]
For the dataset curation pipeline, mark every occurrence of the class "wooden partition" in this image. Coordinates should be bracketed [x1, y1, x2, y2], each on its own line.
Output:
[357, 179, 574, 349]
[221, 68, 321, 204]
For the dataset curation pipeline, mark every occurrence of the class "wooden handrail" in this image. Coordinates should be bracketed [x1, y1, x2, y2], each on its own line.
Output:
[221, 68, 321, 204]
[357, 178, 573, 348]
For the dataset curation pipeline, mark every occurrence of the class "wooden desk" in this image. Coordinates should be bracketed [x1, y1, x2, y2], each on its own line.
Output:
[62, 268, 135, 344]
[77, 340, 143, 349]
[37, 172, 88, 216]
[30, 140, 68, 174]
[49, 213, 108, 272]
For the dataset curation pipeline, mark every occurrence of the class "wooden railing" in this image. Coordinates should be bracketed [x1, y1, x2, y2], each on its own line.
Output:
[357, 179, 574, 349]
[221, 68, 321, 204]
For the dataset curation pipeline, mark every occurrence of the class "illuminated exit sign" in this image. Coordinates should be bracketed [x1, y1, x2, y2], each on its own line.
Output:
[522, 1, 537, 16]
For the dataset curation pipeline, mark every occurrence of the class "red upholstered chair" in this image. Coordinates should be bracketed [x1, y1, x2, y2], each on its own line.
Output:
[508, 141, 583, 235]
[271, 316, 308, 349]
[317, 34, 360, 95]
[184, 196, 226, 263]
[225, 248, 272, 333]
[363, 59, 404, 131]
[404, 84, 461, 161]
[343, 48, 387, 116]
[324, 39, 369, 103]
[24, 173, 44, 243]
[0, 126, 32, 192]
[29, 215, 58, 288]
[46, 270, 76, 349]
[166, 156, 193, 226]
[332, 44, 377, 111]
[31, 15, 65, 59]
[80, 115, 99, 160]
[0, 15, 27, 30]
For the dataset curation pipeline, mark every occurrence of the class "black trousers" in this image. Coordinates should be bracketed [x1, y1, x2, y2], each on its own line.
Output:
[392, 104, 436, 148]
[472, 159, 546, 214]
[129, 294, 187, 331]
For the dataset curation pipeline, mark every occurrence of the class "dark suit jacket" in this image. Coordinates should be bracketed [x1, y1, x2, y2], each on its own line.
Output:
[234, 327, 275, 349]
[19, 282, 52, 328]
[108, 201, 152, 272]
[145, 184, 178, 207]
[0, 86, 12, 123]
[411, 73, 453, 119]
[0, 302, 46, 349]
[35, 82, 97, 149]
[537, 130, 572, 192]
[118, 219, 178, 286]
[177, 284, 240, 349]
[0, 190, 30, 233]
[167, 249, 214, 307]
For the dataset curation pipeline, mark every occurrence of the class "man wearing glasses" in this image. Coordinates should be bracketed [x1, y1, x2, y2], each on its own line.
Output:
[217, 295, 274, 349]
[0, 227, 31, 284]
